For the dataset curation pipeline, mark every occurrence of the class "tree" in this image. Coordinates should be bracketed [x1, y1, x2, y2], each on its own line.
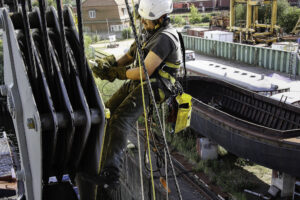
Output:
[235, 4, 246, 26]
[189, 4, 201, 24]
[201, 14, 211, 23]
[279, 6, 300, 33]
[171, 15, 185, 25]
[122, 28, 132, 39]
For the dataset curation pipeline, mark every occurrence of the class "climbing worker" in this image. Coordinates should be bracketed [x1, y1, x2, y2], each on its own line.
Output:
[91, 0, 183, 188]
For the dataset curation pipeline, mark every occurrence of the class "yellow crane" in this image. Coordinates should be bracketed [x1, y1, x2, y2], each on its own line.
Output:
[228, 0, 280, 44]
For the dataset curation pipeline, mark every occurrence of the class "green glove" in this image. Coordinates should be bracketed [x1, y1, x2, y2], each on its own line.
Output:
[104, 55, 117, 67]
[91, 64, 116, 82]
[91, 55, 127, 81]
[91, 64, 127, 82]
[95, 55, 117, 69]
[111, 66, 127, 80]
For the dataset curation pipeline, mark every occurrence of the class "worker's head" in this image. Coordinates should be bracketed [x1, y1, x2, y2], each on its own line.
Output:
[138, 0, 173, 31]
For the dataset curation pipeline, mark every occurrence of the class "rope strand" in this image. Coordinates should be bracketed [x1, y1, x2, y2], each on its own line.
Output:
[125, 0, 183, 199]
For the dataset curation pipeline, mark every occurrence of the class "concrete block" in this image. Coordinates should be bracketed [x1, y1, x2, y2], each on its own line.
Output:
[196, 137, 218, 160]
[271, 170, 296, 198]
[293, 181, 300, 200]
[268, 185, 280, 197]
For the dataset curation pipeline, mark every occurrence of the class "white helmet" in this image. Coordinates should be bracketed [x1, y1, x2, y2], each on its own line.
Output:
[138, 0, 173, 20]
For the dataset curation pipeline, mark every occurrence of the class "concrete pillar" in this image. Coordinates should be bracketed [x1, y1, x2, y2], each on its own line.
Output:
[293, 180, 300, 200]
[269, 170, 296, 198]
[196, 138, 218, 160]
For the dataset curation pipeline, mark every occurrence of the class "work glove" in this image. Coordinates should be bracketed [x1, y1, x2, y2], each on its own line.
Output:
[90, 55, 125, 82]
[109, 66, 127, 81]
[127, 42, 137, 58]
[95, 55, 117, 69]
[91, 62, 127, 82]
[103, 55, 118, 67]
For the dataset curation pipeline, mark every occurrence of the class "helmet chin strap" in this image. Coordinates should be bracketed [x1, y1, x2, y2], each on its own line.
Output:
[145, 15, 169, 36]
[144, 23, 161, 38]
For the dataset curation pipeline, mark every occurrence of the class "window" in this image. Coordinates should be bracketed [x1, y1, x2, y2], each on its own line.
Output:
[111, 25, 119, 32]
[89, 10, 96, 18]
[122, 8, 128, 17]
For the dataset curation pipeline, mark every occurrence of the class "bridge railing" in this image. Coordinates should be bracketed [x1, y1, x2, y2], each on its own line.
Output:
[182, 35, 300, 76]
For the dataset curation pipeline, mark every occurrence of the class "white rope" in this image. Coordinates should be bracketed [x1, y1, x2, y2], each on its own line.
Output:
[136, 121, 145, 200]
[164, 148, 169, 200]
[162, 104, 169, 200]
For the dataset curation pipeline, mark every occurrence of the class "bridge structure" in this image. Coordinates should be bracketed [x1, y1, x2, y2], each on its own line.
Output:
[182, 35, 300, 79]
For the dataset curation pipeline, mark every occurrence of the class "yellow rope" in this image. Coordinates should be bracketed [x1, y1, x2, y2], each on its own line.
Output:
[132, 1, 156, 199]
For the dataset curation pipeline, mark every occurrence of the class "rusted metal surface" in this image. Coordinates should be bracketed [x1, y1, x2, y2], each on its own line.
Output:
[183, 76, 300, 178]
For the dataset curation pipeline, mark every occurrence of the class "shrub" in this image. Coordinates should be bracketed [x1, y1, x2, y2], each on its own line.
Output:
[84, 34, 93, 59]
[201, 14, 211, 23]
[173, 15, 185, 25]
[190, 16, 202, 24]
[122, 28, 132, 39]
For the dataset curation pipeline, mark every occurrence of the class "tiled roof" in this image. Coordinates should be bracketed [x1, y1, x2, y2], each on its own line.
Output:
[82, 0, 118, 7]
[82, 0, 137, 7]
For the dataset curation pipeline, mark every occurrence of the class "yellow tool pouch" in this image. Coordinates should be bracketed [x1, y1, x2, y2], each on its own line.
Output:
[174, 93, 192, 134]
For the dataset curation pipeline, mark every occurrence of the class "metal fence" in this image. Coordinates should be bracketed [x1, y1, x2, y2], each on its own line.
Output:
[182, 35, 300, 76]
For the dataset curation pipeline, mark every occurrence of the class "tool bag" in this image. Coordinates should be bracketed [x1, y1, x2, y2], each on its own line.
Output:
[174, 93, 192, 133]
[167, 92, 192, 134]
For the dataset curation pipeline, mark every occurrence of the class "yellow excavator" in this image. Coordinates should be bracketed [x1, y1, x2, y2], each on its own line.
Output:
[228, 0, 281, 44]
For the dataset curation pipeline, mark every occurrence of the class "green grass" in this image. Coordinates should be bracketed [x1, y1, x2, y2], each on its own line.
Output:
[192, 22, 210, 27]
[165, 129, 271, 199]
[93, 77, 125, 103]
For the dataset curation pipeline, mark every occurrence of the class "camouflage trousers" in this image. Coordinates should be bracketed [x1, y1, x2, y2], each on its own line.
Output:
[101, 79, 170, 174]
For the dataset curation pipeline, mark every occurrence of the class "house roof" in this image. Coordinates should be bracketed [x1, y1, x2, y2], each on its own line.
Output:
[82, 0, 136, 7]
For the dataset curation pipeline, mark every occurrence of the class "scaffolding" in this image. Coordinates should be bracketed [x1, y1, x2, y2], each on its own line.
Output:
[228, 0, 280, 44]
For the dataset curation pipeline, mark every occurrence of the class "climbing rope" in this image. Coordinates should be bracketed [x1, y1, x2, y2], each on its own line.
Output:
[132, 2, 156, 198]
[125, 0, 183, 199]
[136, 121, 145, 200]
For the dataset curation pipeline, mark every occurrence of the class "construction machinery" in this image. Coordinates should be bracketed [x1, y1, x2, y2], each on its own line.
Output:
[228, 0, 281, 44]
[209, 11, 230, 30]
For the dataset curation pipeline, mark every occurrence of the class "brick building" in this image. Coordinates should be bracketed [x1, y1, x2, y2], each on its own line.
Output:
[82, 0, 137, 35]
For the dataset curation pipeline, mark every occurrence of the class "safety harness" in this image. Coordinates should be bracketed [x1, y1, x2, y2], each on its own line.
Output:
[140, 25, 192, 134]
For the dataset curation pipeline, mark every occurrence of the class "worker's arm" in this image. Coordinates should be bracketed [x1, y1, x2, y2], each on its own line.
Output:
[126, 51, 162, 80]
[116, 53, 135, 67]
